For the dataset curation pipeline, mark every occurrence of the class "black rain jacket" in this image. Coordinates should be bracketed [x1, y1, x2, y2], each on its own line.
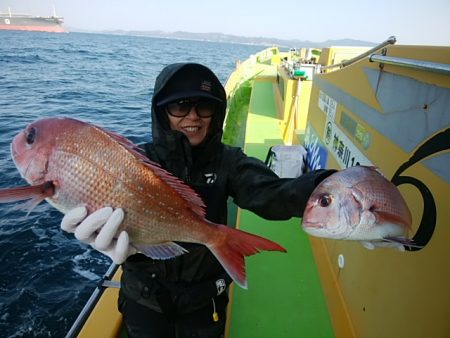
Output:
[120, 63, 334, 314]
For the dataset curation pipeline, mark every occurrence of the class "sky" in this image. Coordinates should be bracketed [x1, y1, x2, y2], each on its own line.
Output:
[1, 0, 449, 46]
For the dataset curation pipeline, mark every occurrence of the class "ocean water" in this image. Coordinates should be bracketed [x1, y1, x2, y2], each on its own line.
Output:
[0, 31, 264, 337]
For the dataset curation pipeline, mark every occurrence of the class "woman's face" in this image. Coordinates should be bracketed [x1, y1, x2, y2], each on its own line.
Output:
[165, 98, 215, 146]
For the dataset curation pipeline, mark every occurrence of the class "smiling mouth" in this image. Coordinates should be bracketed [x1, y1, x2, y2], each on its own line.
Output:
[182, 126, 201, 132]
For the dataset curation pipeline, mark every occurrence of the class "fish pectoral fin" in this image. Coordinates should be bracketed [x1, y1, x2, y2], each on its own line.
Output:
[383, 237, 423, 250]
[360, 240, 404, 251]
[360, 210, 377, 225]
[14, 197, 47, 216]
[132, 241, 189, 260]
[360, 237, 422, 252]
[0, 181, 55, 213]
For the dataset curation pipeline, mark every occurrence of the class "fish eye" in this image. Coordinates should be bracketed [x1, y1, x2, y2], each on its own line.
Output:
[26, 127, 37, 145]
[319, 194, 331, 207]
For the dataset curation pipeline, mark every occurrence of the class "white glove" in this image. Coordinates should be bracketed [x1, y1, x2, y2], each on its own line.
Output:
[61, 206, 136, 264]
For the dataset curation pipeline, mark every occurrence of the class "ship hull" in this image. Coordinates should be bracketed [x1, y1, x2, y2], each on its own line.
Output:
[0, 16, 65, 33]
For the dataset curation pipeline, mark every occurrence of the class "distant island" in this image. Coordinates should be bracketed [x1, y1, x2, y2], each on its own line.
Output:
[68, 28, 377, 48]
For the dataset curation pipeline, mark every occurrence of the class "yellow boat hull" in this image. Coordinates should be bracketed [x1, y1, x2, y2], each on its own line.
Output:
[305, 44, 450, 338]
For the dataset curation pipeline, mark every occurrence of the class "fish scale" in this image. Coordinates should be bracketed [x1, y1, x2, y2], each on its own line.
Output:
[56, 135, 190, 242]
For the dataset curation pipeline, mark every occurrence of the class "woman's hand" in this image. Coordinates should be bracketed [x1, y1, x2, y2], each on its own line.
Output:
[61, 206, 136, 264]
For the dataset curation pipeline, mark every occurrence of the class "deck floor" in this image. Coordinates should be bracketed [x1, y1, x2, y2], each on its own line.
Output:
[226, 79, 334, 338]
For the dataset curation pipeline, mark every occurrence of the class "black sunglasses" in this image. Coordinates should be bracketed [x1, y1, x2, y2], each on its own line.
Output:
[165, 99, 216, 118]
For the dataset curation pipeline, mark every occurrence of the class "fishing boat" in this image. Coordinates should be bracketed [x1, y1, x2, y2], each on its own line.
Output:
[67, 37, 450, 337]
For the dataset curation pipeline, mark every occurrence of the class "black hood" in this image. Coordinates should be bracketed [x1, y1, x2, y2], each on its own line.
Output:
[151, 63, 227, 140]
[149, 63, 227, 176]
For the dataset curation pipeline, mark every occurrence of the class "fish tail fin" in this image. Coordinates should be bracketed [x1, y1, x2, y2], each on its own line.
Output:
[208, 225, 286, 289]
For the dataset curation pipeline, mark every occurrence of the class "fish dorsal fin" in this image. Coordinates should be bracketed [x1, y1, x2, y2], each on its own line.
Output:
[141, 161, 207, 218]
[95, 125, 207, 219]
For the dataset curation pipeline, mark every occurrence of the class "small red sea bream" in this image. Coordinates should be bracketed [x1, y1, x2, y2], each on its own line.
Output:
[0, 117, 286, 288]
[302, 166, 414, 251]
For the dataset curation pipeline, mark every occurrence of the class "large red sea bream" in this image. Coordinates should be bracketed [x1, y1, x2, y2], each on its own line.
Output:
[302, 166, 414, 250]
[0, 117, 286, 288]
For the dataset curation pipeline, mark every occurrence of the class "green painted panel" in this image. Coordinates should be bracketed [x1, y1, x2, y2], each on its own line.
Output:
[227, 79, 334, 338]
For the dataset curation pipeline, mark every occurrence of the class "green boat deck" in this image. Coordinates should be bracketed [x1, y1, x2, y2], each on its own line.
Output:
[226, 78, 334, 338]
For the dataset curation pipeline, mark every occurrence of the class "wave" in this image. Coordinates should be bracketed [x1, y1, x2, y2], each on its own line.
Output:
[0, 30, 265, 337]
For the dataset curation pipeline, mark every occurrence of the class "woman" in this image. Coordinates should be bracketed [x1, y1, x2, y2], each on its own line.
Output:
[62, 63, 335, 338]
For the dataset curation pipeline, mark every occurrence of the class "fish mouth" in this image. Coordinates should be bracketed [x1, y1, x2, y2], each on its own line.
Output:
[302, 221, 324, 229]
[10, 140, 24, 177]
[11, 136, 47, 185]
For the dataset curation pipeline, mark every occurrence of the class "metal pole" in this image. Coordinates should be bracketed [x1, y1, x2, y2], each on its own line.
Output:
[65, 263, 120, 338]
[321, 36, 397, 71]
[369, 54, 450, 75]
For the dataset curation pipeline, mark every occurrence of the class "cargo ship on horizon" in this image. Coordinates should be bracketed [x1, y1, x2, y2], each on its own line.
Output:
[0, 7, 65, 33]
